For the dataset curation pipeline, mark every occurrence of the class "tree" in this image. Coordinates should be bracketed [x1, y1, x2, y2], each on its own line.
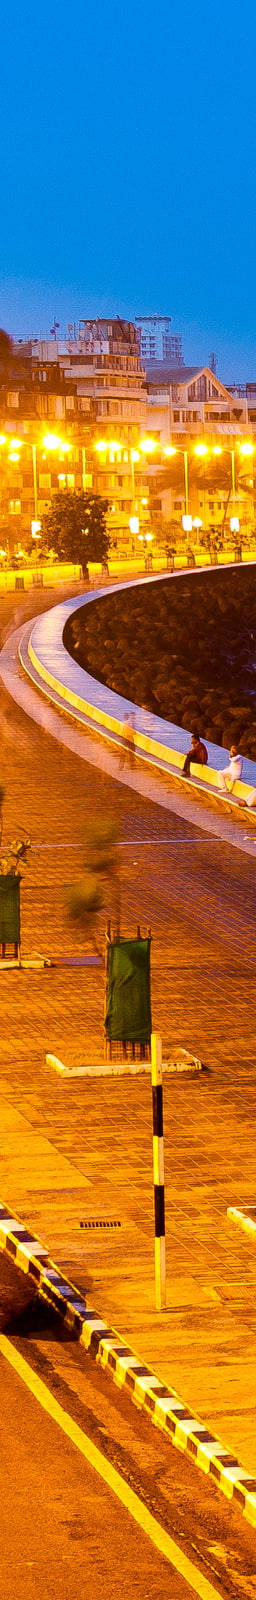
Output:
[41, 490, 109, 574]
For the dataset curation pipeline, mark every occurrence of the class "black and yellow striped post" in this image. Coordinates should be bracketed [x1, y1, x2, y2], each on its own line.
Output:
[151, 1033, 166, 1309]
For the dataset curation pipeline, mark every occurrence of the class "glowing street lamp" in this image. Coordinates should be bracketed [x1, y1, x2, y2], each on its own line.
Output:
[139, 438, 157, 454]
[43, 434, 65, 451]
[129, 515, 140, 535]
[193, 517, 202, 538]
[194, 442, 208, 457]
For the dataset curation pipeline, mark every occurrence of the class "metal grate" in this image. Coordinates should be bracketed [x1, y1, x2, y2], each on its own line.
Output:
[79, 1219, 121, 1229]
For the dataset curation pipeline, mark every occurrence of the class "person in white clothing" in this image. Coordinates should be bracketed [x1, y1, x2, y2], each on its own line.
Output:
[238, 787, 256, 811]
[218, 745, 243, 793]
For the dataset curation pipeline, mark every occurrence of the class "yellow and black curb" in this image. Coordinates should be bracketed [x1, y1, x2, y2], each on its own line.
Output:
[1, 1198, 256, 1528]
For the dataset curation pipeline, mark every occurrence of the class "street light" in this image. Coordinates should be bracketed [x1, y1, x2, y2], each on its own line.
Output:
[163, 443, 189, 515]
[139, 438, 157, 454]
[193, 517, 202, 541]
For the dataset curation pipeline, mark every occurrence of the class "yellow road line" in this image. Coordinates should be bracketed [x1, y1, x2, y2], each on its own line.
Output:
[0, 1334, 222, 1600]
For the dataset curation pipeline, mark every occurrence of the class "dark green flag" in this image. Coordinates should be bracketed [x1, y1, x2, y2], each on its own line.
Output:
[0, 875, 20, 943]
[105, 937, 151, 1044]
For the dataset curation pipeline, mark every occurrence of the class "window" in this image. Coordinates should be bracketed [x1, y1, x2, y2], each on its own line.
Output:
[55, 397, 65, 418]
[66, 396, 74, 410]
[9, 499, 21, 513]
[39, 473, 51, 489]
[7, 392, 19, 407]
[67, 474, 75, 488]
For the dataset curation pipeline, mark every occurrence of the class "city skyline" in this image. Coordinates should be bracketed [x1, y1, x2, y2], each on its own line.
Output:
[1, 0, 256, 380]
[1, 284, 256, 385]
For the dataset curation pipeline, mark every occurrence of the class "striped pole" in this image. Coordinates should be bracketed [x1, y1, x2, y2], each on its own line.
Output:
[151, 1033, 166, 1310]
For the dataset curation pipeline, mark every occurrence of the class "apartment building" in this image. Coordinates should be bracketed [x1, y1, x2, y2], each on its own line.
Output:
[1, 326, 256, 557]
[145, 364, 255, 537]
[0, 321, 148, 553]
[135, 315, 183, 366]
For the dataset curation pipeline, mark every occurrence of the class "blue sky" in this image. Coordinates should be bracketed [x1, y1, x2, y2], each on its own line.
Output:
[1, 0, 256, 378]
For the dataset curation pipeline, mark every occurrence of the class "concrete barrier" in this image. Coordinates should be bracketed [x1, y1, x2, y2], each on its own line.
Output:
[23, 569, 256, 806]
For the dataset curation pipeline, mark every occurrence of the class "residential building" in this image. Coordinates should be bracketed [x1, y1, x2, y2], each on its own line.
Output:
[144, 365, 255, 539]
[0, 321, 148, 554]
[1, 326, 256, 559]
[135, 315, 183, 366]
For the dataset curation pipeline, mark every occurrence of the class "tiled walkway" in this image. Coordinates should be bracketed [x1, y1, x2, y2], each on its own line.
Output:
[1, 587, 256, 1479]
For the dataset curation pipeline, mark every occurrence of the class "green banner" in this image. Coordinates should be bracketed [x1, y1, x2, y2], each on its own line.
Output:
[105, 938, 151, 1043]
[0, 875, 20, 943]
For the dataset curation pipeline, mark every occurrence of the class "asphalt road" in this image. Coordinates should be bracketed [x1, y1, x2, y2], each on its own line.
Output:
[1, 1253, 256, 1600]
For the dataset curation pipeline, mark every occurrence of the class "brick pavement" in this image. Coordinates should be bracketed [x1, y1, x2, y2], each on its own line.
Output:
[1, 588, 256, 1479]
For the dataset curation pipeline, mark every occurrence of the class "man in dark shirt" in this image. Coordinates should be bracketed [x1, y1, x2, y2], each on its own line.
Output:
[183, 732, 208, 778]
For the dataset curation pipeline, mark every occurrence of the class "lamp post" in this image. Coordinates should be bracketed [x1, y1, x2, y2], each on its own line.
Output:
[138, 530, 153, 569]
[163, 448, 188, 515]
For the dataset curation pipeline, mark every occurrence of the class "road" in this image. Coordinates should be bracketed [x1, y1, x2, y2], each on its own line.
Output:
[1, 1252, 256, 1600]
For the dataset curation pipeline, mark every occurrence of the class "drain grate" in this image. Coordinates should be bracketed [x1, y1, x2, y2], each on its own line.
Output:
[79, 1219, 121, 1229]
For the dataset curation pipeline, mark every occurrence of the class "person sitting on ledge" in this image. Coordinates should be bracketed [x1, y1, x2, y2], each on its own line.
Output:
[218, 744, 243, 793]
[238, 786, 256, 811]
[183, 732, 208, 778]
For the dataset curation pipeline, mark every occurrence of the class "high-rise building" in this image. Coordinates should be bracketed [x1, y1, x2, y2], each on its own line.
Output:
[135, 315, 183, 366]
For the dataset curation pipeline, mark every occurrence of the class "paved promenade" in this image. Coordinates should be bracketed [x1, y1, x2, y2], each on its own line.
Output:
[1, 587, 256, 1486]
